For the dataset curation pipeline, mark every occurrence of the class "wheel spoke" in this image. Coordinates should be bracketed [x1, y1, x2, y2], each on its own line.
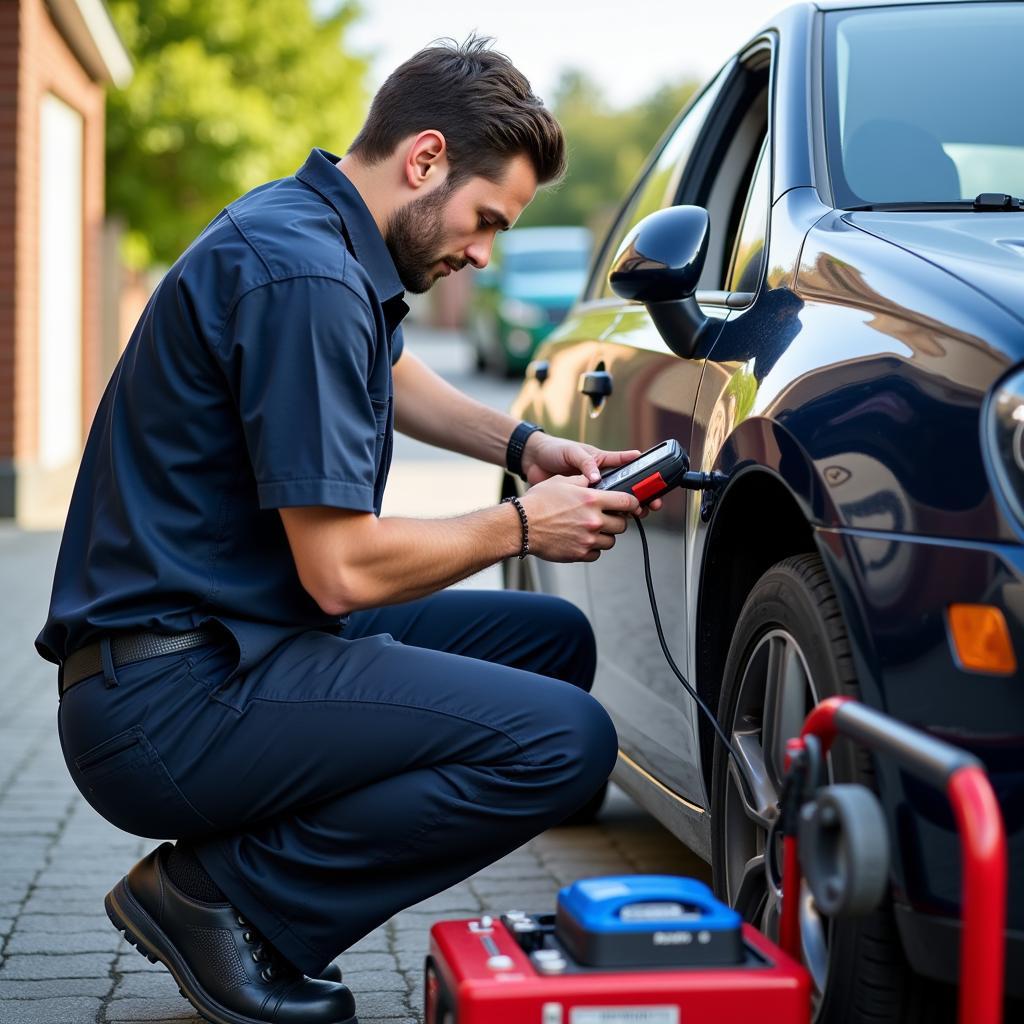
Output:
[762, 636, 810, 788]
[733, 853, 767, 920]
[761, 881, 781, 939]
[728, 727, 780, 830]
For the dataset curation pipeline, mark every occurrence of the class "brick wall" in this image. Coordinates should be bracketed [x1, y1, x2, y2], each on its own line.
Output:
[0, 1, 22, 488]
[0, 0, 107, 522]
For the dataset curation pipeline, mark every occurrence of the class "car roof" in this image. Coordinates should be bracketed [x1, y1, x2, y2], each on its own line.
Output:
[812, 0, 992, 10]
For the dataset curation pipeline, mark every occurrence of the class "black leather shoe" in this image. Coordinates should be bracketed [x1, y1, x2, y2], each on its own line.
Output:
[320, 962, 343, 983]
[105, 843, 356, 1024]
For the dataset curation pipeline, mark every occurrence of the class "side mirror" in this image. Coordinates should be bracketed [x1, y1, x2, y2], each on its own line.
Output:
[608, 206, 711, 358]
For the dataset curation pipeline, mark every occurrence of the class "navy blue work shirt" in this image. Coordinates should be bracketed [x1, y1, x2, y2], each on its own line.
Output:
[36, 148, 409, 678]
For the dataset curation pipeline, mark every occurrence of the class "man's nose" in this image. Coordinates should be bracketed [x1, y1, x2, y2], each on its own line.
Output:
[464, 240, 493, 270]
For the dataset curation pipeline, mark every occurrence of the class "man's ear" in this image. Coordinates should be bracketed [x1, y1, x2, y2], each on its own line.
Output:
[403, 130, 448, 191]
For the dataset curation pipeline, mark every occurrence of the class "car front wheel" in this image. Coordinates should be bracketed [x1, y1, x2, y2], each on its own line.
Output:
[710, 553, 933, 1023]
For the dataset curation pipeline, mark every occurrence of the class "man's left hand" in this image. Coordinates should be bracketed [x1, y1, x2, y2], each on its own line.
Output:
[520, 434, 663, 515]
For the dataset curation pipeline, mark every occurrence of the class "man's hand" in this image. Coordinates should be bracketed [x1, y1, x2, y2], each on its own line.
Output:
[519, 476, 641, 563]
[520, 431, 629, 485]
[520, 433, 663, 517]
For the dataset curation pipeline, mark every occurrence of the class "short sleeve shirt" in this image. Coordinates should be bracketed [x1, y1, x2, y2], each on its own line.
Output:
[36, 148, 409, 677]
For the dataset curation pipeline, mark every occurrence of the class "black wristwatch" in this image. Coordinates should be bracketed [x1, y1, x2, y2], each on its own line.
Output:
[506, 421, 544, 482]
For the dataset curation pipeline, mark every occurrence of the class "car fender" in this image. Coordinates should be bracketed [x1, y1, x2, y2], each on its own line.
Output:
[710, 414, 842, 528]
[689, 419, 885, 790]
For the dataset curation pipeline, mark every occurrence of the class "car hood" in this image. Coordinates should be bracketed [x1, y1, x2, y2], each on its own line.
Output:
[843, 211, 1024, 325]
[502, 271, 586, 305]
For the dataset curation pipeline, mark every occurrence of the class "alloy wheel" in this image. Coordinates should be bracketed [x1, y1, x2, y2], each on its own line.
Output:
[721, 628, 831, 999]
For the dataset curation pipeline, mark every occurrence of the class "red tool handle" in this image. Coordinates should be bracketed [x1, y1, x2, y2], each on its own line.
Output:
[779, 829, 801, 961]
[785, 697, 1006, 1024]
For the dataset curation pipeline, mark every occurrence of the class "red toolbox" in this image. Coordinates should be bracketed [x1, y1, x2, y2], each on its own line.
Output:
[425, 905, 809, 1024]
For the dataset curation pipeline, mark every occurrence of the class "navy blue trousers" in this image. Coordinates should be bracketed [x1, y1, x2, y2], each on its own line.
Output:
[57, 590, 617, 975]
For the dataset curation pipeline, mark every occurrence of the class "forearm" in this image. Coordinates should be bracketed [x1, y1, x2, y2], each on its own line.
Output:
[393, 349, 518, 465]
[284, 503, 522, 615]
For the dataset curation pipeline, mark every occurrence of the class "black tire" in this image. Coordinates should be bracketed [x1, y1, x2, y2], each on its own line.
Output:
[469, 313, 494, 374]
[501, 356, 523, 381]
[710, 553, 941, 1024]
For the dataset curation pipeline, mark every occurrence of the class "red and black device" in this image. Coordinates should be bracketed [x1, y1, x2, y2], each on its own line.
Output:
[592, 439, 696, 505]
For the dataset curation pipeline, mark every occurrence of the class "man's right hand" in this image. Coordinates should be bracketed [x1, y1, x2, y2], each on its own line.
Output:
[518, 476, 640, 563]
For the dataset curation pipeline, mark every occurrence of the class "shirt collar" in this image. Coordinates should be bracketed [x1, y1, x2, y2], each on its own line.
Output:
[295, 148, 406, 306]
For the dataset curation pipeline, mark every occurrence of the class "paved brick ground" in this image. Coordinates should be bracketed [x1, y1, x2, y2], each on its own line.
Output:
[0, 526, 706, 1023]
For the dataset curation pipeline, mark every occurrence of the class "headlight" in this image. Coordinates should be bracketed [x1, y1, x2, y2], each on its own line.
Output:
[985, 366, 1024, 525]
[500, 298, 544, 328]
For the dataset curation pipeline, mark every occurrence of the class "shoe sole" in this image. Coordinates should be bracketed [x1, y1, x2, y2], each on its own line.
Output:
[105, 878, 358, 1024]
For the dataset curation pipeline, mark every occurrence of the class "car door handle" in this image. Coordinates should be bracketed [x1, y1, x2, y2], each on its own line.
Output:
[579, 370, 613, 401]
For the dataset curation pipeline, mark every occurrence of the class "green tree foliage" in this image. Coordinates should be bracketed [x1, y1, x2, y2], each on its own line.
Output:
[106, 0, 369, 268]
[519, 70, 699, 235]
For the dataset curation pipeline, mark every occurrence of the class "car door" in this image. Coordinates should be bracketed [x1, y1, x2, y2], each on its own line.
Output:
[510, 64, 734, 630]
[508, 313, 613, 614]
[580, 44, 774, 806]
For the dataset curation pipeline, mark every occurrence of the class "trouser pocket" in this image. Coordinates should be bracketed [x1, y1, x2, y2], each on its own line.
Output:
[70, 725, 215, 840]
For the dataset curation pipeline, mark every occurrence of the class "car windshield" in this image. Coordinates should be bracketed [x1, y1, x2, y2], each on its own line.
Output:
[503, 249, 589, 275]
[825, 2, 1024, 208]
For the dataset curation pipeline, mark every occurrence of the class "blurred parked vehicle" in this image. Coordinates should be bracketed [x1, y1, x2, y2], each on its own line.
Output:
[470, 226, 592, 376]
[504, 2, 1024, 1022]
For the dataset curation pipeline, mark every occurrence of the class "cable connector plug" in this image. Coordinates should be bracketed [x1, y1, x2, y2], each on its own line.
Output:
[681, 470, 728, 492]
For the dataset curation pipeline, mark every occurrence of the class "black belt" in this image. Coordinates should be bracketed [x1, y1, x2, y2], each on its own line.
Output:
[59, 628, 218, 695]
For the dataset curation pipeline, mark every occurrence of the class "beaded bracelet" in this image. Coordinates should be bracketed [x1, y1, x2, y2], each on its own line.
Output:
[502, 495, 530, 560]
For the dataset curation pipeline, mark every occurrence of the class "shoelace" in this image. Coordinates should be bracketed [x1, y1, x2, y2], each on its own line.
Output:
[235, 913, 300, 984]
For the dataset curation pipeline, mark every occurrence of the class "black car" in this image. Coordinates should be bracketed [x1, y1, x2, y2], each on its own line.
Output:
[505, 2, 1023, 1020]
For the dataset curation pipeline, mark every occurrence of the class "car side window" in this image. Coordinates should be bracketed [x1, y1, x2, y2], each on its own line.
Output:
[725, 137, 770, 295]
[679, 49, 772, 295]
[589, 63, 734, 301]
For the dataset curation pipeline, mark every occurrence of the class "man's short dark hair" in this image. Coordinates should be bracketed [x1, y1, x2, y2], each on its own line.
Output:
[348, 35, 566, 188]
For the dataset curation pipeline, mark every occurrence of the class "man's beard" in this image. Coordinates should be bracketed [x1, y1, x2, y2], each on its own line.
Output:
[384, 184, 458, 294]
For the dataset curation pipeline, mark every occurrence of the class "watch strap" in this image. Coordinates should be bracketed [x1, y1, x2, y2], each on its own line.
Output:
[506, 421, 544, 482]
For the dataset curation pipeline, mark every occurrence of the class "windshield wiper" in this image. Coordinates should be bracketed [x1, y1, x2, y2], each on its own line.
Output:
[846, 194, 1024, 212]
[973, 193, 1024, 210]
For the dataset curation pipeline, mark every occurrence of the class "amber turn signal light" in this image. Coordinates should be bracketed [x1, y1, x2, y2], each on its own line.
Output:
[947, 604, 1017, 675]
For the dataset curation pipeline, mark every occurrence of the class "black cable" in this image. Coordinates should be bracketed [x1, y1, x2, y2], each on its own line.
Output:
[632, 514, 753, 801]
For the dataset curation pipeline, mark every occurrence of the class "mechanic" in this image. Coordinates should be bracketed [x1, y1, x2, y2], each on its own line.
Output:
[36, 35, 657, 1024]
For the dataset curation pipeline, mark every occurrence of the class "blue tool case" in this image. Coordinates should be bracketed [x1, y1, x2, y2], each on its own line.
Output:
[555, 875, 743, 968]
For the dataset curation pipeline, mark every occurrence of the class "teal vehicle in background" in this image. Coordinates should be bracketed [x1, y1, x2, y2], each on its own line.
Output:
[470, 226, 592, 376]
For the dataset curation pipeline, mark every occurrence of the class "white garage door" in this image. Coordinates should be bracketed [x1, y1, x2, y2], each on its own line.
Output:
[38, 92, 83, 470]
